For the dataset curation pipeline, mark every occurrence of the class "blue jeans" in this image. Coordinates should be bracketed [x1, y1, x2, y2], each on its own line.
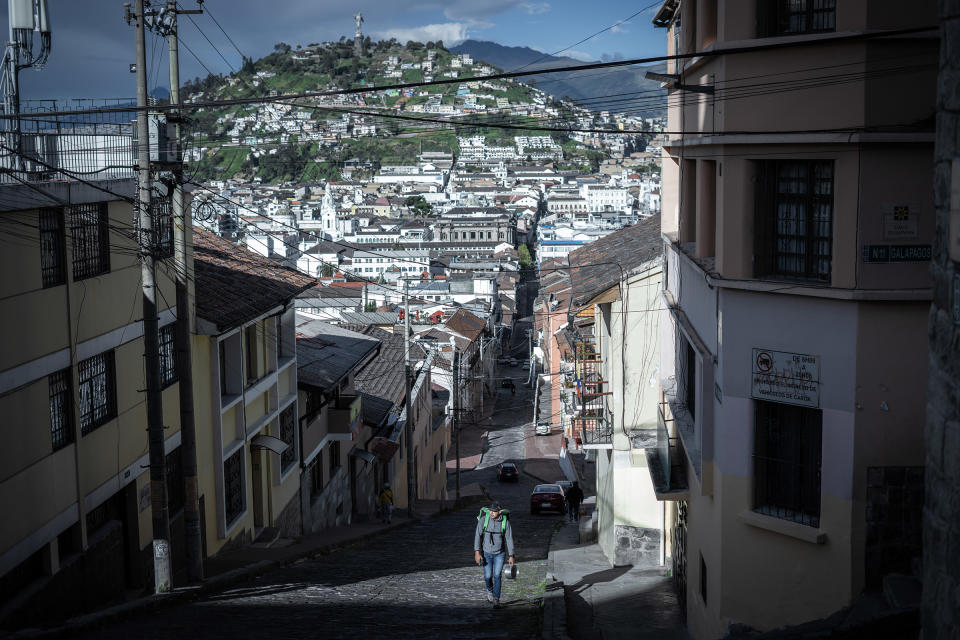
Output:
[483, 551, 506, 599]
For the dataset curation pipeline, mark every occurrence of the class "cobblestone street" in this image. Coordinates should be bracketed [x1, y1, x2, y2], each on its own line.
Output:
[74, 345, 564, 640]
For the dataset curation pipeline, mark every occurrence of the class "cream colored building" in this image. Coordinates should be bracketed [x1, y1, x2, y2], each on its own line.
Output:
[653, 1, 936, 636]
[0, 183, 183, 624]
[191, 228, 314, 554]
[567, 217, 664, 566]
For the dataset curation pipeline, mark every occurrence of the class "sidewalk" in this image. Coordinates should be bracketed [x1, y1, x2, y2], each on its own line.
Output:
[544, 520, 688, 640]
[6, 502, 452, 640]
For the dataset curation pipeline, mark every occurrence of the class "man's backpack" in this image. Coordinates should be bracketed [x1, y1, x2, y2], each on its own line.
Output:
[477, 506, 510, 532]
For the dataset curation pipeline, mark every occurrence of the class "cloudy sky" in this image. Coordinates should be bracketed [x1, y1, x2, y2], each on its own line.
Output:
[10, 0, 665, 100]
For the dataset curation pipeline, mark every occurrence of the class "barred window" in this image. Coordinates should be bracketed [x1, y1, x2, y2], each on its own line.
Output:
[152, 197, 174, 260]
[49, 368, 74, 451]
[757, 0, 836, 37]
[159, 324, 177, 388]
[329, 440, 341, 470]
[279, 405, 296, 472]
[78, 351, 116, 435]
[310, 455, 324, 499]
[224, 448, 244, 525]
[70, 203, 111, 280]
[753, 400, 822, 527]
[39, 208, 66, 288]
[754, 160, 834, 282]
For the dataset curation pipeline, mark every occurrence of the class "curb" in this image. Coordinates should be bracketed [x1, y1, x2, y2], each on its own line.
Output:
[3, 518, 420, 640]
[542, 527, 572, 640]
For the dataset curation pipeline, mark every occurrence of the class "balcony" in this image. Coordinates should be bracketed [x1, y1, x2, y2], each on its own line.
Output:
[328, 394, 363, 437]
[644, 404, 689, 501]
[575, 407, 613, 448]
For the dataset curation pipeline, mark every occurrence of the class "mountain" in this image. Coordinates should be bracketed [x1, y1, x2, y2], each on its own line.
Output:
[451, 40, 666, 116]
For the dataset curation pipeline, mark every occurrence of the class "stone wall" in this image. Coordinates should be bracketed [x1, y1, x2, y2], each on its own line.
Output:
[865, 466, 924, 589]
[924, 5, 960, 638]
[613, 524, 661, 567]
[302, 466, 351, 534]
[274, 488, 302, 539]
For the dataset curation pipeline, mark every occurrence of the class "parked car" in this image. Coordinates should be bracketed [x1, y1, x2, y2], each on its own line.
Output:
[535, 421, 552, 435]
[555, 480, 573, 494]
[497, 462, 520, 482]
[530, 484, 566, 514]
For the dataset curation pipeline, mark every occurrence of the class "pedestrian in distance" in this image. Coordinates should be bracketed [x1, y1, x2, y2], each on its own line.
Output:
[378, 482, 394, 524]
[474, 502, 515, 608]
[566, 481, 584, 523]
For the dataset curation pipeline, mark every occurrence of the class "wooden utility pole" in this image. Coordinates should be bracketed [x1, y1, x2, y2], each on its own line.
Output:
[403, 278, 415, 517]
[129, 0, 171, 593]
[165, 0, 204, 583]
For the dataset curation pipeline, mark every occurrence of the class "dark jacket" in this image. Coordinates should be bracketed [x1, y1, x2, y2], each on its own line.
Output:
[566, 486, 584, 506]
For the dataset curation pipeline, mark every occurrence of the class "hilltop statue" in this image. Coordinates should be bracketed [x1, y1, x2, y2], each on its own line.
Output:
[353, 13, 365, 56]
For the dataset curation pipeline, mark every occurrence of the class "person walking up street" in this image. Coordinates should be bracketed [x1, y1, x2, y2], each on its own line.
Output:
[474, 502, 515, 608]
[378, 482, 394, 524]
[566, 481, 584, 523]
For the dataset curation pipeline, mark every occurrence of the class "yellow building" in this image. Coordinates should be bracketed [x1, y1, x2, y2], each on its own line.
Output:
[191, 228, 314, 554]
[0, 183, 182, 625]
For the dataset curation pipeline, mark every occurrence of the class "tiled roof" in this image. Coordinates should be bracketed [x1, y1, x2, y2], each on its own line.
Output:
[193, 227, 316, 331]
[568, 214, 661, 308]
[295, 317, 380, 391]
[444, 308, 486, 341]
[345, 324, 429, 425]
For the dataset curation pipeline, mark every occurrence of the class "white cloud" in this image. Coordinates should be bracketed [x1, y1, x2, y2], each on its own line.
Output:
[374, 22, 473, 45]
[519, 2, 551, 14]
[564, 50, 597, 61]
[610, 24, 629, 34]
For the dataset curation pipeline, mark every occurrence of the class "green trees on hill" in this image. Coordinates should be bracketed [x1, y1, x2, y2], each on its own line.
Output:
[518, 244, 533, 269]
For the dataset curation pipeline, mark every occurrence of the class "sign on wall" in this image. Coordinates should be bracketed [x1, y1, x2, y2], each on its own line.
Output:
[861, 244, 932, 263]
[882, 204, 919, 240]
[751, 349, 820, 408]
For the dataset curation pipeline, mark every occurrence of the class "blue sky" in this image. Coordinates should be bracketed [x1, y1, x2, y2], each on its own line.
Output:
[12, 0, 667, 100]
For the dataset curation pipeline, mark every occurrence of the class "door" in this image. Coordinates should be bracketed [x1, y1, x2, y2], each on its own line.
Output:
[672, 500, 688, 614]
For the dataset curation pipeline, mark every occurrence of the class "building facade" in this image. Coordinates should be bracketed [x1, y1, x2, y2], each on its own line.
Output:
[654, 1, 937, 636]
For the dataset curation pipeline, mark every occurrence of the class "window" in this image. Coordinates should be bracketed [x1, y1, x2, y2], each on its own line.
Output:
[224, 448, 244, 525]
[78, 351, 116, 435]
[159, 324, 177, 388]
[754, 160, 834, 281]
[39, 208, 66, 288]
[70, 203, 111, 280]
[758, 0, 836, 37]
[329, 440, 341, 470]
[245, 324, 259, 385]
[152, 197, 174, 259]
[753, 400, 822, 527]
[279, 405, 296, 472]
[310, 455, 324, 499]
[48, 368, 74, 451]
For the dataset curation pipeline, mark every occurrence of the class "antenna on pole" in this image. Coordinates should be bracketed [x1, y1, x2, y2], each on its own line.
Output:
[2, 0, 52, 169]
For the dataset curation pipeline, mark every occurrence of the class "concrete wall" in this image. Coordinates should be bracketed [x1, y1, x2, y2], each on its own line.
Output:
[923, 8, 960, 638]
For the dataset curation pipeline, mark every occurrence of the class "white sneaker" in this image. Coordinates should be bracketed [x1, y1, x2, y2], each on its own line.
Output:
[486, 591, 495, 603]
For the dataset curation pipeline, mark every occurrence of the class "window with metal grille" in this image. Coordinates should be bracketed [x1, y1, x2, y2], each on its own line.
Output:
[39, 208, 66, 288]
[70, 203, 111, 280]
[224, 448, 244, 525]
[48, 368, 74, 451]
[245, 324, 259, 385]
[684, 338, 697, 423]
[753, 400, 822, 527]
[151, 197, 174, 259]
[159, 323, 177, 388]
[754, 160, 834, 282]
[279, 405, 296, 472]
[757, 0, 836, 37]
[78, 351, 116, 435]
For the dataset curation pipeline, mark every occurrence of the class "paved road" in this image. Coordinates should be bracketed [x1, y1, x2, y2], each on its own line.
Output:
[77, 362, 564, 640]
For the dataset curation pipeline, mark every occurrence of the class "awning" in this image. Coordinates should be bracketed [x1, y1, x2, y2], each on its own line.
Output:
[250, 434, 289, 456]
[349, 447, 377, 464]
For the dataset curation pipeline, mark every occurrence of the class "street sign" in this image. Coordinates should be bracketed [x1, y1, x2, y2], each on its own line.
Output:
[861, 244, 932, 264]
[751, 349, 820, 408]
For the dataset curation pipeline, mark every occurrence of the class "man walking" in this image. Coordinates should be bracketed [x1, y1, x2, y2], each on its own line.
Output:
[474, 502, 515, 608]
[378, 482, 394, 524]
[566, 481, 584, 522]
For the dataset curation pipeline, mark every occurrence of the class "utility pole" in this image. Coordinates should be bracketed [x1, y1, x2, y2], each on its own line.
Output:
[165, 0, 204, 583]
[452, 340, 461, 504]
[403, 278, 415, 517]
[129, 0, 171, 594]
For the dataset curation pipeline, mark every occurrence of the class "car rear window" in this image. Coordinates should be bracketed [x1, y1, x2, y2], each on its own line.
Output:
[534, 485, 560, 493]
[502, 464, 516, 470]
